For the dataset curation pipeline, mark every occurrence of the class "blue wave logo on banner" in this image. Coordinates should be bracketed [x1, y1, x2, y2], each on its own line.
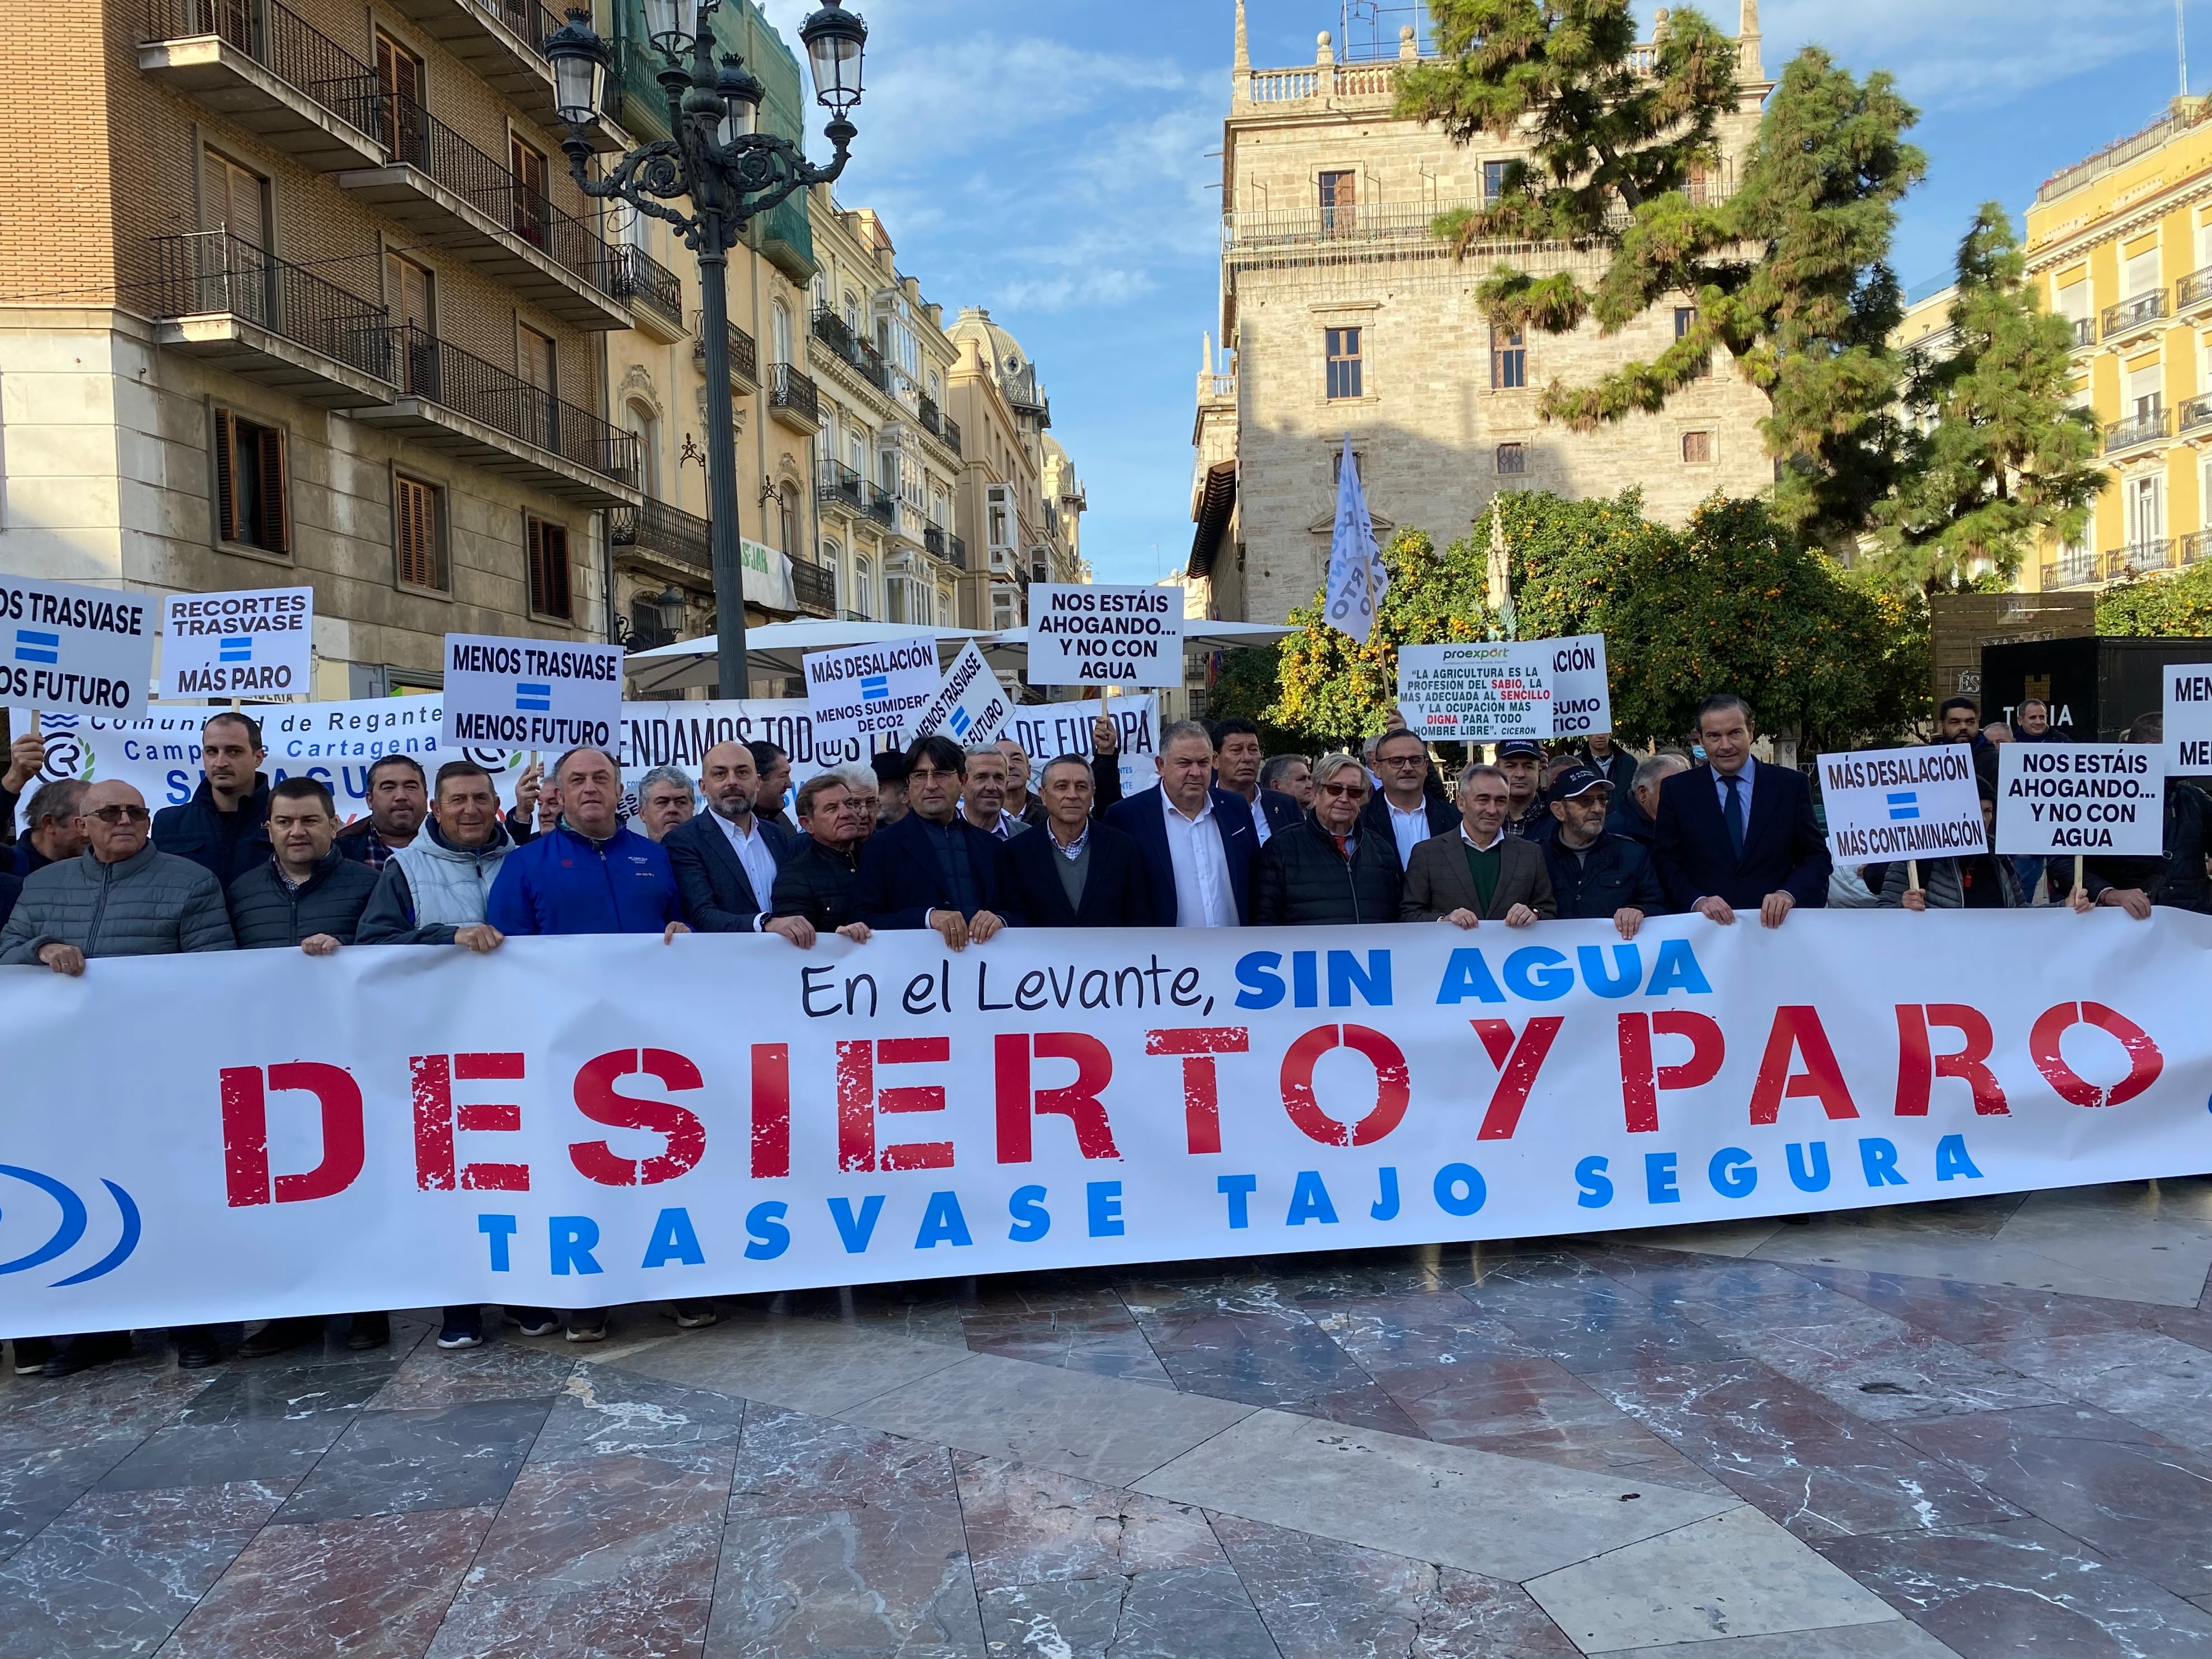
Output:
[0, 1167, 140, 1286]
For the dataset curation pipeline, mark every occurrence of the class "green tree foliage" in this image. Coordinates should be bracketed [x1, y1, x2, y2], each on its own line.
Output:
[1863, 204, 2106, 596]
[1398, 2, 1927, 542]
[1266, 492, 1923, 749]
[2098, 562, 2212, 636]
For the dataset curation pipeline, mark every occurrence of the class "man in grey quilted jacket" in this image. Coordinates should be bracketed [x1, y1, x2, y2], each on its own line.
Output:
[0, 777, 232, 1379]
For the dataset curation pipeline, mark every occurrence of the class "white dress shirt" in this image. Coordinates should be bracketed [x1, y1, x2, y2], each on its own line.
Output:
[1235, 788, 1274, 846]
[1386, 797, 1432, 870]
[713, 808, 780, 928]
[1162, 789, 1237, 927]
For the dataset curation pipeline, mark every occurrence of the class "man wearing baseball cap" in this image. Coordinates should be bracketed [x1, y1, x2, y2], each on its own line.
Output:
[1540, 766, 1668, 938]
[1493, 740, 1553, 841]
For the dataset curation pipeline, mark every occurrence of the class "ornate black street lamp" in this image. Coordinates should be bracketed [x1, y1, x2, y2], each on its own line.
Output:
[546, 0, 867, 698]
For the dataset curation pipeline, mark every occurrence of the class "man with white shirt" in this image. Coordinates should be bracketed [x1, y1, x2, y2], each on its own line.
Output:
[663, 741, 813, 944]
[958, 746, 1029, 841]
[1360, 728, 1456, 869]
[1105, 720, 1258, 927]
[1211, 718, 1300, 843]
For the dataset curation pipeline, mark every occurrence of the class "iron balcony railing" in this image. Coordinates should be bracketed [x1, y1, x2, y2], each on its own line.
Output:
[790, 559, 836, 615]
[480, 0, 562, 54]
[608, 495, 710, 570]
[816, 458, 865, 511]
[144, 0, 385, 139]
[941, 414, 961, 456]
[2101, 290, 2168, 339]
[2183, 531, 2210, 566]
[2041, 549, 2098, 589]
[770, 363, 819, 424]
[387, 324, 635, 481]
[810, 305, 890, 391]
[923, 523, 945, 559]
[690, 318, 758, 385]
[2105, 540, 2173, 579]
[945, 531, 967, 570]
[615, 243, 682, 329]
[151, 230, 392, 382]
[2104, 408, 2170, 452]
[918, 395, 943, 437]
[2178, 266, 2212, 312]
[2180, 395, 2212, 436]
[2068, 317, 2095, 348]
[858, 477, 897, 526]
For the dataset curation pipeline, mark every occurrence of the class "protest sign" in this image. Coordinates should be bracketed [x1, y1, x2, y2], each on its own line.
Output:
[2163, 662, 2212, 774]
[906, 643, 1011, 747]
[803, 638, 940, 745]
[1543, 634, 1611, 738]
[1004, 695, 1158, 801]
[1996, 743, 2164, 857]
[4, 910, 2207, 1330]
[442, 634, 622, 751]
[9, 696, 526, 830]
[1028, 585, 1183, 688]
[617, 697, 879, 819]
[1396, 641, 1552, 740]
[160, 587, 312, 700]
[0, 575, 154, 719]
[1817, 744, 1985, 864]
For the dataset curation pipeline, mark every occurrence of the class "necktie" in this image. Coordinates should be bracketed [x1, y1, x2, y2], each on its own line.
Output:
[1723, 773, 1745, 860]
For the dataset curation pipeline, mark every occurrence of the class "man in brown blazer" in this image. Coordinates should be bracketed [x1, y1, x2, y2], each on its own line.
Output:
[1402, 762, 1558, 925]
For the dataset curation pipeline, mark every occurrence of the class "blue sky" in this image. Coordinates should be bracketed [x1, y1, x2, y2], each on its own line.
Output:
[756, 0, 2203, 585]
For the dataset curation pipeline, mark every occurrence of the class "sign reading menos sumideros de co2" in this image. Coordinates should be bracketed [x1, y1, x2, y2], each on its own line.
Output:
[440, 632, 624, 751]
[803, 638, 941, 746]
[0, 575, 155, 719]
[161, 587, 313, 700]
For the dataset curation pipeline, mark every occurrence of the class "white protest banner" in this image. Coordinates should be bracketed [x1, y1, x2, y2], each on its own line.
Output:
[1543, 634, 1612, 739]
[1816, 744, 1985, 864]
[803, 638, 940, 746]
[617, 698, 877, 818]
[906, 643, 1011, 747]
[160, 587, 313, 700]
[1028, 584, 1183, 688]
[3, 911, 2206, 1330]
[1396, 641, 1551, 741]
[0, 575, 154, 719]
[9, 697, 527, 829]
[442, 633, 622, 752]
[1004, 695, 1157, 801]
[1996, 743, 2165, 857]
[2163, 661, 2212, 774]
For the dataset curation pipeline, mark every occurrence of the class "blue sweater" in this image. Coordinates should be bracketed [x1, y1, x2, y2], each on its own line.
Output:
[485, 821, 682, 936]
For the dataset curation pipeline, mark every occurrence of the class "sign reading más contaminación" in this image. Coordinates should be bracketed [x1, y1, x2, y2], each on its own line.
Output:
[0, 575, 155, 719]
[160, 587, 313, 700]
[440, 633, 623, 751]
[1817, 744, 1986, 863]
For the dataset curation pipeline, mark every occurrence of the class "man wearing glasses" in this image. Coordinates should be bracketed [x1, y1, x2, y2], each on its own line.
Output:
[851, 733, 1022, 948]
[0, 778, 234, 1379]
[1361, 728, 1456, 869]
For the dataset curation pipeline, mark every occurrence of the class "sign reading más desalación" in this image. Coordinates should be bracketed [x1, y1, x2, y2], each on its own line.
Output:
[1817, 744, 1985, 863]
[440, 633, 623, 751]
[803, 638, 941, 745]
[161, 587, 313, 700]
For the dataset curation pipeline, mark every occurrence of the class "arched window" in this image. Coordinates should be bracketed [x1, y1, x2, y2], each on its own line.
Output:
[626, 400, 658, 499]
[777, 484, 797, 553]
[853, 554, 874, 620]
[772, 299, 794, 366]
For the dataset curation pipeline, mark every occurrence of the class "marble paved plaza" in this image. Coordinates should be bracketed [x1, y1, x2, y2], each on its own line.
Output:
[2, 1180, 2211, 1656]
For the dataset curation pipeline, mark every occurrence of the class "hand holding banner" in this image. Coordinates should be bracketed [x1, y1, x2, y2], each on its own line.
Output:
[162, 588, 313, 700]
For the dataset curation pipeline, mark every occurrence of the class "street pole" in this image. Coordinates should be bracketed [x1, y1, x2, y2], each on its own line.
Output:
[695, 220, 747, 699]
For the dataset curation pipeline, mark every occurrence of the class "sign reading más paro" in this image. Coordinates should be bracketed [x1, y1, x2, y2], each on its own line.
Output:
[161, 587, 313, 700]
[440, 634, 623, 751]
[0, 576, 155, 719]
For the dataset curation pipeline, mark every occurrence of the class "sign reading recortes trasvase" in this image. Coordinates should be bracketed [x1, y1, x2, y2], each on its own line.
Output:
[440, 633, 622, 750]
[161, 587, 313, 699]
[1028, 585, 1183, 687]
[1817, 744, 1985, 862]
[1995, 743, 2165, 857]
[803, 638, 941, 744]
[0, 576, 155, 719]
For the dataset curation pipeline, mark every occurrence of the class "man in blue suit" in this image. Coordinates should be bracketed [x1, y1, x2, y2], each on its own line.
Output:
[1004, 754, 1154, 926]
[852, 733, 1023, 946]
[664, 741, 815, 944]
[1105, 719, 1258, 927]
[1653, 695, 1830, 927]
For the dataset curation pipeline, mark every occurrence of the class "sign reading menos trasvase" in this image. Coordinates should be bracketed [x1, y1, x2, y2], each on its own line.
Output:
[161, 587, 313, 700]
[2163, 662, 2212, 774]
[440, 633, 623, 751]
[906, 643, 1011, 747]
[803, 639, 941, 745]
[0, 576, 154, 719]
[1028, 584, 1183, 687]
[1818, 744, 1985, 862]
[1996, 743, 2166, 857]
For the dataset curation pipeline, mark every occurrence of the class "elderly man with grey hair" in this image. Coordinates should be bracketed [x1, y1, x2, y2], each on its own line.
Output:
[9, 776, 88, 879]
[633, 764, 697, 842]
[1609, 750, 1689, 850]
[834, 763, 882, 836]
[770, 768, 875, 938]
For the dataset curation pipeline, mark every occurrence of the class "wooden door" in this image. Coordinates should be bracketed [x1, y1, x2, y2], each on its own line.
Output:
[386, 252, 434, 391]
[201, 149, 268, 320]
[511, 138, 547, 245]
[374, 33, 425, 165]
[518, 325, 556, 447]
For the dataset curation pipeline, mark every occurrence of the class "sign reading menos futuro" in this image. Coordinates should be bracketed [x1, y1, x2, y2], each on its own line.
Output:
[1028, 585, 1183, 687]
[803, 638, 941, 745]
[906, 643, 1011, 747]
[2162, 662, 2212, 774]
[440, 633, 623, 751]
[1997, 742, 2166, 857]
[0, 576, 154, 719]
[1819, 744, 1985, 862]
[161, 587, 313, 700]
[1396, 641, 1552, 741]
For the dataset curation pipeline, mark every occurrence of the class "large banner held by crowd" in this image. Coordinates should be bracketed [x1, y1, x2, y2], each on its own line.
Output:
[1, 912, 2205, 1330]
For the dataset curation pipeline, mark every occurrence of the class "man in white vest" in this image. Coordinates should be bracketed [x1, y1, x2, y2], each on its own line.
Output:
[356, 759, 514, 951]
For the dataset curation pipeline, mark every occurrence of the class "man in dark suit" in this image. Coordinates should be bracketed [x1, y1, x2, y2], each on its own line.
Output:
[1402, 762, 1555, 925]
[1653, 695, 1830, 927]
[851, 733, 1023, 946]
[1211, 718, 1301, 842]
[1105, 720, 1259, 927]
[1361, 728, 1457, 869]
[1004, 754, 1153, 926]
[664, 741, 813, 943]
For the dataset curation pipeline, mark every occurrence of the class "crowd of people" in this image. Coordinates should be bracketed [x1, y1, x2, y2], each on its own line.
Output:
[0, 685, 2201, 1376]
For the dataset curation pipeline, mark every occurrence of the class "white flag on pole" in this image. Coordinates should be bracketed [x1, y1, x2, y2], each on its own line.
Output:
[1322, 435, 1388, 644]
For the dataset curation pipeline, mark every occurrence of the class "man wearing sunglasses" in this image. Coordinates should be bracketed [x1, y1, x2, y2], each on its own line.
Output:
[0, 778, 234, 1378]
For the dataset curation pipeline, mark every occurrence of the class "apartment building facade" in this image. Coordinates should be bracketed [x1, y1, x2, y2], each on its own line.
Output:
[0, 0, 659, 696]
[2019, 96, 2212, 593]
[1189, 0, 1775, 626]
